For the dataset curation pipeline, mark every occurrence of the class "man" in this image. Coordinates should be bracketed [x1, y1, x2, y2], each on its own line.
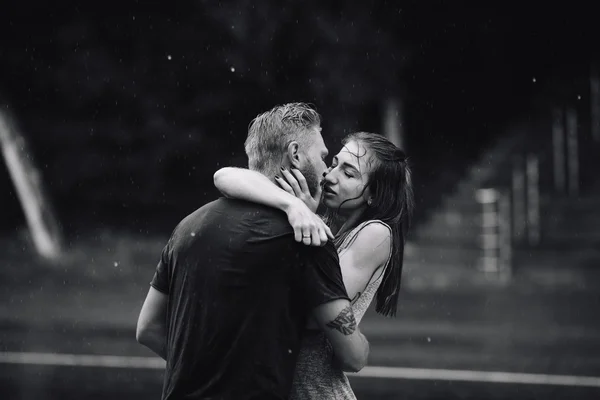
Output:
[136, 103, 369, 399]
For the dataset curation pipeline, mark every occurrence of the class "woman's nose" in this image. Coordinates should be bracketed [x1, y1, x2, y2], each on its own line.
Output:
[323, 171, 335, 183]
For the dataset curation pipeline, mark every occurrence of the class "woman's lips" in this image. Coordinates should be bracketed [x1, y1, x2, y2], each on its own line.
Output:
[323, 186, 336, 195]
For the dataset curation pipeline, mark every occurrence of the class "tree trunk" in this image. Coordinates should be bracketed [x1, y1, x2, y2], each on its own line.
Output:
[591, 63, 600, 143]
[552, 107, 566, 194]
[566, 108, 579, 197]
[0, 109, 63, 260]
[383, 96, 406, 151]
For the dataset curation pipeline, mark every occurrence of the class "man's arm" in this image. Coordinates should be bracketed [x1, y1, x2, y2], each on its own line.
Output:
[311, 299, 369, 372]
[136, 287, 168, 360]
[300, 242, 369, 371]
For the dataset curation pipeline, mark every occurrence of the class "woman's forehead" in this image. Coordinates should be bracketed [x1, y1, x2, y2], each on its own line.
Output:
[337, 141, 374, 171]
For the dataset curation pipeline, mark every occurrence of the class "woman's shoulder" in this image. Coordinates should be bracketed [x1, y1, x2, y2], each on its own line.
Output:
[357, 220, 391, 248]
[355, 219, 392, 235]
[342, 220, 392, 267]
[348, 220, 392, 247]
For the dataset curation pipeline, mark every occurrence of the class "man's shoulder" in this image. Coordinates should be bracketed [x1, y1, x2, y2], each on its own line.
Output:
[211, 197, 284, 215]
[298, 240, 339, 263]
[178, 197, 291, 236]
[217, 198, 290, 227]
[185, 197, 285, 218]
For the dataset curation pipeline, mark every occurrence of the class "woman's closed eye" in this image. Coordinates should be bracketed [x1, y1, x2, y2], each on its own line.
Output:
[329, 163, 353, 178]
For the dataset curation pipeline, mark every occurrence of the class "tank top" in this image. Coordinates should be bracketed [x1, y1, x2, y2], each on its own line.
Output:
[290, 220, 393, 400]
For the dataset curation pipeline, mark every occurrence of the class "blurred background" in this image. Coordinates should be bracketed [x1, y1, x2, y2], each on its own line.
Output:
[1, 2, 599, 399]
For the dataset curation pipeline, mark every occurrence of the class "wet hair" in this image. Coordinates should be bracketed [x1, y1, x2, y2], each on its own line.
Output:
[324, 132, 414, 317]
[245, 103, 321, 177]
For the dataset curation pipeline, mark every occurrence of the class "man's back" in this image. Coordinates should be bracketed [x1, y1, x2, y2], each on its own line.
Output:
[150, 198, 347, 399]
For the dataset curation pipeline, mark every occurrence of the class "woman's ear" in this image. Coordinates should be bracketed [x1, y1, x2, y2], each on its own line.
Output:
[362, 183, 374, 205]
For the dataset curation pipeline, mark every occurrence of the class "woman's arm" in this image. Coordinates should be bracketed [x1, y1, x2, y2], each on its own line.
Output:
[337, 222, 391, 304]
[213, 167, 333, 245]
[214, 167, 297, 211]
[305, 221, 392, 328]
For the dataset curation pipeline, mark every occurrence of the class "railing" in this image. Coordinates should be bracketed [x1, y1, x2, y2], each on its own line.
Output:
[475, 188, 512, 283]
[474, 63, 600, 283]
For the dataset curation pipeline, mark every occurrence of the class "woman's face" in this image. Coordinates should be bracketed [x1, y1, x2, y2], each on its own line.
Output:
[322, 140, 374, 212]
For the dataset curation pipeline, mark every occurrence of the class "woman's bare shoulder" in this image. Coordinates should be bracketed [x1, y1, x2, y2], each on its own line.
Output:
[344, 221, 392, 269]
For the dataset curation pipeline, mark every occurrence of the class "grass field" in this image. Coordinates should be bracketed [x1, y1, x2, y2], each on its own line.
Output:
[1, 228, 600, 399]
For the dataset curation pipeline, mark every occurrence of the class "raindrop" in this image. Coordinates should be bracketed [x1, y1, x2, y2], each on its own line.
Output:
[167, 55, 172, 60]
[230, 67, 235, 72]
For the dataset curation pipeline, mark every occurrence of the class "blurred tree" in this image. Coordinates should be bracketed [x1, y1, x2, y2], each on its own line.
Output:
[0, 108, 64, 259]
[2, 1, 595, 235]
[0, 1, 413, 232]
[202, 0, 414, 147]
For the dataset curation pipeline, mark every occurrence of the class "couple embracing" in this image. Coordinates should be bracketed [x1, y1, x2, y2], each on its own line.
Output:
[137, 102, 413, 399]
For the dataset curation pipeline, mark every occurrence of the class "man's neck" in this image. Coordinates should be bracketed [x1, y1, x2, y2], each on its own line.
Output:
[250, 166, 279, 185]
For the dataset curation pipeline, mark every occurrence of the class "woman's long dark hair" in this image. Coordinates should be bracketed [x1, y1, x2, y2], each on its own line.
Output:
[323, 132, 414, 317]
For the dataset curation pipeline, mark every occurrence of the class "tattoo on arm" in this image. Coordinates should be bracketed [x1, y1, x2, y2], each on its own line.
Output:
[326, 306, 357, 335]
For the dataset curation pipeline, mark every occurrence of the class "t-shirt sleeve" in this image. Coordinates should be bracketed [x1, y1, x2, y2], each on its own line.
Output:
[300, 241, 350, 310]
[150, 240, 171, 294]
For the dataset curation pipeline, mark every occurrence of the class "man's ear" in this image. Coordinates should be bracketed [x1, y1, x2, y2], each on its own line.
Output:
[286, 141, 301, 168]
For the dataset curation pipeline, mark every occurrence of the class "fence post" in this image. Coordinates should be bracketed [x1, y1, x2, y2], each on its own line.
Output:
[476, 189, 499, 273]
[552, 108, 566, 194]
[591, 62, 600, 143]
[475, 188, 512, 281]
[526, 154, 540, 246]
[566, 108, 579, 197]
[511, 155, 526, 243]
[498, 191, 513, 282]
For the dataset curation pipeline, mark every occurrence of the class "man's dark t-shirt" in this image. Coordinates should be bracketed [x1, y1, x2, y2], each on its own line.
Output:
[150, 198, 349, 400]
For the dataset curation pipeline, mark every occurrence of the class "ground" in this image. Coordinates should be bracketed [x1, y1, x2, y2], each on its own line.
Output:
[1, 229, 599, 399]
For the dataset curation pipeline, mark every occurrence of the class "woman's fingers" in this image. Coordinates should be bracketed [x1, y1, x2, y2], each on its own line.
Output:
[289, 167, 310, 196]
[302, 227, 313, 245]
[311, 224, 322, 246]
[280, 167, 302, 197]
[323, 223, 335, 240]
[293, 225, 303, 243]
[318, 226, 328, 245]
[307, 219, 335, 247]
[316, 220, 333, 244]
[285, 199, 334, 247]
[297, 221, 327, 247]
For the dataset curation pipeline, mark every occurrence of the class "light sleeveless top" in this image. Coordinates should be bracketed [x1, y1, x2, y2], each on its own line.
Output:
[290, 220, 393, 400]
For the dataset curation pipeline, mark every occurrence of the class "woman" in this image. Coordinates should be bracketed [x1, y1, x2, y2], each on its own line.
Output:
[214, 131, 414, 399]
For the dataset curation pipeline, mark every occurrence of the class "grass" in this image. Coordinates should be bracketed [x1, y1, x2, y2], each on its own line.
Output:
[2, 225, 600, 374]
[0, 227, 169, 331]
